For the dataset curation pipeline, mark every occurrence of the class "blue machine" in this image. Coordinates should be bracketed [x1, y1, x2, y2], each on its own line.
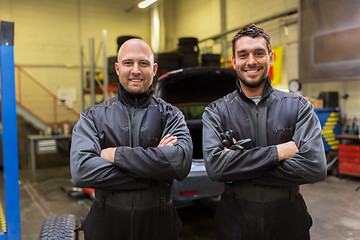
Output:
[315, 108, 341, 152]
[0, 20, 21, 240]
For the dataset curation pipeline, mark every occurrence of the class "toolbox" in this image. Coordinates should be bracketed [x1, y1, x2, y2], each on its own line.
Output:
[338, 144, 360, 177]
[314, 108, 341, 151]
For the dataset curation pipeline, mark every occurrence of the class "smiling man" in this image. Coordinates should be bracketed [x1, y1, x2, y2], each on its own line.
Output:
[70, 38, 192, 240]
[116, 39, 156, 95]
[232, 35, 273, 95]
[202, 24, 327, 240]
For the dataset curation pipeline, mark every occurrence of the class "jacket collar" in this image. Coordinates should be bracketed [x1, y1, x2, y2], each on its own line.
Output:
[236, 76, 273, 103]
[117, 83, 153, 107]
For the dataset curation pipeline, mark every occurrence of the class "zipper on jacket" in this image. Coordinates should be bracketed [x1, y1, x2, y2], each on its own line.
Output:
[133, 97, 138, 116]
[130, 97, 138, 147]
[255, 104, 260, 146]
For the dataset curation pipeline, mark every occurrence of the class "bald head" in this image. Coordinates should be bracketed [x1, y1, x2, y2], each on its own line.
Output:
[117, 39, 155, 64]
[115, 38, 158, 95]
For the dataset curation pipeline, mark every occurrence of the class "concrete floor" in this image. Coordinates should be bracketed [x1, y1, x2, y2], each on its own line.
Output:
[1, 165, 360, 240]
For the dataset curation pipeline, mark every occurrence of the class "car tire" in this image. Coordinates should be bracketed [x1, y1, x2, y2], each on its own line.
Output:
[180, 53, 199, 68]
[201, 53, 221, 67]
[178, 37, 199, 57]
[39, 214, 79, 240]
[108, 72, 119, 84]
[116, 35, 140, 52]
[178, 37, 198, 46]
[107, 56, 117, 74]
[157, 52, 179, 61]
[157, 52, 180, 70]
[117, 35, 139, 46]
[178, 45, 199, 54]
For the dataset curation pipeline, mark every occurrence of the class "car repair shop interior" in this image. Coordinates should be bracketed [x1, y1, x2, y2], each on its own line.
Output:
[0, 0, 360, 239]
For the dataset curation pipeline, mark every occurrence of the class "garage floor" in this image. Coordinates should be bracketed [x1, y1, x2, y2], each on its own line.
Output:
[1, 165, 360, 240]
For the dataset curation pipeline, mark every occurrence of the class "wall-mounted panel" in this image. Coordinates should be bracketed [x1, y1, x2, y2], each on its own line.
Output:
[299, 0, 360, 82]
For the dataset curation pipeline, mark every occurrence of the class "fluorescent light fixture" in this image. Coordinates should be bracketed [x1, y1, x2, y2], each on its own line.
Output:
[138, 0, 157, 9]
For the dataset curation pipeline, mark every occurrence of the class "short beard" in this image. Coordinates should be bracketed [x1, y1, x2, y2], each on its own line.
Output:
[239, 76, 267, 89]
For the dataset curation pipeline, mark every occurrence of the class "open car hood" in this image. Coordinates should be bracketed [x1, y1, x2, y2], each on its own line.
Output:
[155, 67, 238, 105]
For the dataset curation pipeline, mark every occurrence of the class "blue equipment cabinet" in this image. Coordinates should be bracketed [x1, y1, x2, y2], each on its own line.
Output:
[0, 20, 21, 239]
[314, 108, 341, 152]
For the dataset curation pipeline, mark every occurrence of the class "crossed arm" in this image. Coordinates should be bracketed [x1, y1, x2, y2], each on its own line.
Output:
[203, 100, 326, 185]
[224, 138, 299, 162]
[70, 110, 192, 190]
[100, 134, 178, 163]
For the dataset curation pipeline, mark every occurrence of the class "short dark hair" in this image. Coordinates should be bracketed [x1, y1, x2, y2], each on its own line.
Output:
[232, 23, 272, 57]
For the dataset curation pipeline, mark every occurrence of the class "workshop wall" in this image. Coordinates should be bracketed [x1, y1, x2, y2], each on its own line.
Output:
[0, 0, 151, 113]
[167, 0, 298, 90]
[168, 0, 360, 119]
[1, 0, 359, 120]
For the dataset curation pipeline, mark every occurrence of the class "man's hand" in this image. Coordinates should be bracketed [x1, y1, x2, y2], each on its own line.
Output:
[100, 147, 116, 163]
[276, 141, 299, 161]
[230, 138, 251, 151]
[158, 134, 177, 147]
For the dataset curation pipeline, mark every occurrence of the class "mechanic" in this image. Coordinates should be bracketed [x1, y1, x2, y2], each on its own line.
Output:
[202, 23, 326, 240]
[70, 38, 193, 240]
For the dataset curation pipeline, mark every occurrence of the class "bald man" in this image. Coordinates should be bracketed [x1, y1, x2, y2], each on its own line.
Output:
[70, 39, 193, 240]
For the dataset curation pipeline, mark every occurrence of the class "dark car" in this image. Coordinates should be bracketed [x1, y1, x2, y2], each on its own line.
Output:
[155, 66, 238, 202]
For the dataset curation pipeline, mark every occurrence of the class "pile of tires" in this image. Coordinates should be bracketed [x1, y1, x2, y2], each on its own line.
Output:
[110, 36, 220, 87]
[155, 37, 200, 83]
[155, 51, 180, 83]
[201, 53, 221, 67]
[107, 56, 118, 84]
[178, 37, 199, 68]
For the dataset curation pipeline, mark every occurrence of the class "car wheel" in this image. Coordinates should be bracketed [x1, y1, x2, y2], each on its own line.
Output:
[39, 214, 79, 240]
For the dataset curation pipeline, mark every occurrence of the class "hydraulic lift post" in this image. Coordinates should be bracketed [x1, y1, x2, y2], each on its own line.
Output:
[0, 20, 21, 240]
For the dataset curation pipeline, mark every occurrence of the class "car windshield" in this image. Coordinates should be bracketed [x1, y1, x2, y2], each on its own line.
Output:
[177, 103, 208, 120]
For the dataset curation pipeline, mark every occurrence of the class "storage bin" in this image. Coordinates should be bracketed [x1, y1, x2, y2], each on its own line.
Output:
[338, 144, 360, 177]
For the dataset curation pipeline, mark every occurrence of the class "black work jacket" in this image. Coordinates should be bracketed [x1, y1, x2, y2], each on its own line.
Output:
[202, 77, 326, 197]
[70, 84, 193, 208]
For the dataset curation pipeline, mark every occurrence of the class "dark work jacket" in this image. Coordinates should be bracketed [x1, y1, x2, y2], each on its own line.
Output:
[202, 77, 326, 201]
[70, 84, 192, 240]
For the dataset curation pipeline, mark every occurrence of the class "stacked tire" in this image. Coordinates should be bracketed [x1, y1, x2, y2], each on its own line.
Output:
[201, 53, 221, 67]
[116, 35, 140, 52]
[155, 51, 180, 83]
[107, 56, 118, 84]
[155, 37, 224, 86]
[178, 37, 199, 68]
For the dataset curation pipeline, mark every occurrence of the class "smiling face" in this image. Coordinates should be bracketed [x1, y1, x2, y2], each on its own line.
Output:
[115, 39, 158, 95]
[232, 36, 274, 97]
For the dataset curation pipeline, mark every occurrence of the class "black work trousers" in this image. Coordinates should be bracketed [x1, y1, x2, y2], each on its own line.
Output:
[215, 193, 313, 240]
[82, 200, 182, 240]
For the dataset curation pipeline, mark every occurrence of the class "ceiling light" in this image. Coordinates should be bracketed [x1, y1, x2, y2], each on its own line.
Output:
[138, 0, 157, 9]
